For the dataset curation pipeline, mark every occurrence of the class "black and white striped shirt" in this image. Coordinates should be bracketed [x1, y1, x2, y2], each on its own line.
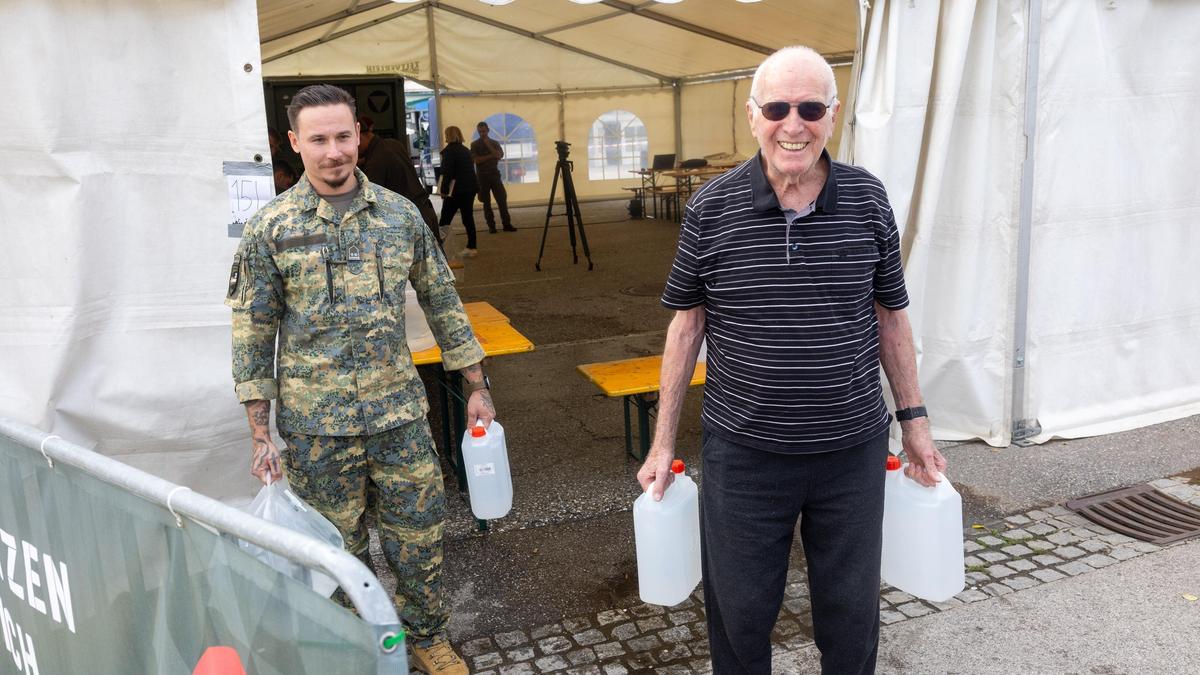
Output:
[662, 150, 909, 453]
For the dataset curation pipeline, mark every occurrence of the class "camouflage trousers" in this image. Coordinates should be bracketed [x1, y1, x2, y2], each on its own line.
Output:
[280, 419, 448, 646]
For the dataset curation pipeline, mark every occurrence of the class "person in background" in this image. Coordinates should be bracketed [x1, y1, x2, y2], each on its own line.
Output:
[272, 160, 298, 194]
[357, 115, 440, 242]
[438, 125, 480, 258]
[470, 121, 516, 233]
[228, 85, 493, 675]
[639, 46, 946, 674]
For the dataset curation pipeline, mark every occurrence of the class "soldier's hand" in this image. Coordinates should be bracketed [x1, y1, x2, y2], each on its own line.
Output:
[251, 437, 283, 485]
[637, 443, 675, 502]
[467, 389, 496, 429]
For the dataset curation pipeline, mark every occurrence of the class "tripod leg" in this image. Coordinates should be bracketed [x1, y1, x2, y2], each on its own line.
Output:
[563, 165, 594, 271]
[536, 161, 562, 271]
[559, 163, 580, 264]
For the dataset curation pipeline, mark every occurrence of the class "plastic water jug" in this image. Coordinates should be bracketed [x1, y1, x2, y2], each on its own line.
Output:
[880, 455, 965, 602]
[633, 459, 702, 606]
[403, 281, 436, 352]
[461, 420, 513, 519]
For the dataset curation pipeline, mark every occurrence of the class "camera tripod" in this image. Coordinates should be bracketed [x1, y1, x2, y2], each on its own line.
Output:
[536, 140, 593, 271]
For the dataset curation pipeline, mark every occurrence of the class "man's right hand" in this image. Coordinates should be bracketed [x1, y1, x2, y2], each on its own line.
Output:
[637, 443, 676, 502]
[251, 437, 283, 485]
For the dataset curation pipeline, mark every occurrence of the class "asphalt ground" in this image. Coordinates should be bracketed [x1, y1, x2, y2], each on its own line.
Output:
[378, 197, 1200, 658]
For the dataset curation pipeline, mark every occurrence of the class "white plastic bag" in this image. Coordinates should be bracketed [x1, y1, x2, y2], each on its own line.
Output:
[239, 479, 343, 597]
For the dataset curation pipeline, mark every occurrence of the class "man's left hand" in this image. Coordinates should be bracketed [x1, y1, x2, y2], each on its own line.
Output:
[467, 389, 496, 429]
[901, 418, 947, 487]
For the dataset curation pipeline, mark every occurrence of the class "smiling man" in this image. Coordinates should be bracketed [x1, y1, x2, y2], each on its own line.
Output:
[226, 84, 488, 674]
[639, 47, 946, 674]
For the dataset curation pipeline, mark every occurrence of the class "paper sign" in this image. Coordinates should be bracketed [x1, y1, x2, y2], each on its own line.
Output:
[224, 161, 275, 237]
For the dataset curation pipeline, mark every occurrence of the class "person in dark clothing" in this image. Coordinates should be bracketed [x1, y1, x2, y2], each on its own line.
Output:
[357, 116, 441, 242]
[438, 126, 480, 257]
[470, 121, 515, 233]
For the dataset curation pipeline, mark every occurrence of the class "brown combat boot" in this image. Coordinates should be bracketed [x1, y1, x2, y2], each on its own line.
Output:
[410, 639, 468, 674]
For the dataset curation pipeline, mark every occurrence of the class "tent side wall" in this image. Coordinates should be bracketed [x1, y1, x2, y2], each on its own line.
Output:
[0, 0, 270, 498]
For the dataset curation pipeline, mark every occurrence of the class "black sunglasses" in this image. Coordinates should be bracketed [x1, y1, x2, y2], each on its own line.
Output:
[752, 98, 833, 122]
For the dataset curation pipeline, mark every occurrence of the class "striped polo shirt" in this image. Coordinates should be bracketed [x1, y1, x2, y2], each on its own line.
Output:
[662, 150, 909, 453]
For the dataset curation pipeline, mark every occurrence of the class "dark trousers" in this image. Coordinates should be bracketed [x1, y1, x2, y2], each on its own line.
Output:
[476, 172, 512, 230]
[701, 430, 889, 675]
[438, 190, 478, 249]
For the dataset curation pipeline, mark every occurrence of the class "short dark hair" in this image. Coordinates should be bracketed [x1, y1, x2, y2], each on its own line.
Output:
[286, 84, 356, 131]
[477, 121, 489, 130]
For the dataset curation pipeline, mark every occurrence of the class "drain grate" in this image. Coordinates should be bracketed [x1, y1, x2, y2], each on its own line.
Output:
[1065, 483, 1200, 545]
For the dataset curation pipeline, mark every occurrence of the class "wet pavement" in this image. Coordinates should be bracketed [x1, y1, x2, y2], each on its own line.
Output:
[367, 199, 1200, 671]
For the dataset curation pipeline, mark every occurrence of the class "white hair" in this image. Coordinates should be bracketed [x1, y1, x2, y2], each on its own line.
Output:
[749, 46, 837, 104]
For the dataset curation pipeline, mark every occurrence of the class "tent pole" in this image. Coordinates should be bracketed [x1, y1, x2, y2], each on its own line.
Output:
[673, 80, 683, 160]
[558, 92, 566, 142]
[1011, 0, 1043, 445]
[427, 4, 442, 150]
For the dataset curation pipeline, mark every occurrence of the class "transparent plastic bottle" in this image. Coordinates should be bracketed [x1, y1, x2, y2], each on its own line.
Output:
[461, 420, 513, 519]
[880, 455, 965, 602]
[633, 459, 702, 606]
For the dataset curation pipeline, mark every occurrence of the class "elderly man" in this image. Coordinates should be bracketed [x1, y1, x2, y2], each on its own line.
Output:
[226, 84, 490, 674]
[639, 46, 946, 674]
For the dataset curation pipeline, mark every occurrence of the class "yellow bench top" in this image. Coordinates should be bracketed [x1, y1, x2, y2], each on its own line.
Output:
[413, 306, 532, 366]
[462, 301, 509, 325]
[577, 355, 707, 398]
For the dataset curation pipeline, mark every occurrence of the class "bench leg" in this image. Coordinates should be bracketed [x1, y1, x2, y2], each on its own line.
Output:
[626, 393, 656, 461]
[623, 395, 635, 459]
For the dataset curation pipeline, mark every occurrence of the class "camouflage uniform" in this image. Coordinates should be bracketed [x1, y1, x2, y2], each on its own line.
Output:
[225, 169, 483, 644]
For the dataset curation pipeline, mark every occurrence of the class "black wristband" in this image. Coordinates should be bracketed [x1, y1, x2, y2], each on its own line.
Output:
[894, 405, 927, 422]
[462, 374, 490, 395]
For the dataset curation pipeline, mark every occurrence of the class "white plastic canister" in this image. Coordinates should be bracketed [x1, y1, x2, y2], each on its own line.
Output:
[880, 455, 966, 602]
[461, 420, 513, 520]
[402, 281, 436, 352]
[633, 459, 702, 606]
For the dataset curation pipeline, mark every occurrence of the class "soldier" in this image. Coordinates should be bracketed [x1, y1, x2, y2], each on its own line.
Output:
[226, 84, 487, 675]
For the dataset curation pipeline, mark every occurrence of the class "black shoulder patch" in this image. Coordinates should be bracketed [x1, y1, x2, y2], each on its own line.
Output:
[226, 254, 241, 298]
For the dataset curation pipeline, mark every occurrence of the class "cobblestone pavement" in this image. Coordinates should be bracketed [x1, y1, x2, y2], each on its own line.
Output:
[451, 477, 1200, 675]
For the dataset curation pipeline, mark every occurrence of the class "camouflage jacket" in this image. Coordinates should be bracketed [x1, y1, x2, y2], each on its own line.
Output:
[225, 169, 484, 436]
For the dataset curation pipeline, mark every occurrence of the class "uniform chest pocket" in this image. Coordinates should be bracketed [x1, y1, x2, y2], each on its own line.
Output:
[371, 228, 414, 305]
[273, 244, 331, 308]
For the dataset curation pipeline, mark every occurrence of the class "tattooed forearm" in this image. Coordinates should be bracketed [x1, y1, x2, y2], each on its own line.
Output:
[478, 390, 496, 415]
[246, 400, 271, 440]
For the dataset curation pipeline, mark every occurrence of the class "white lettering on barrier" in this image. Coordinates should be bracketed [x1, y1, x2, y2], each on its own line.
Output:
[21, 543, 45, 615]
[1, 530, 22, 602]
[0, 524, 77, 635]
[20, 626, 39, 675]
[42, 554, 74, 633]
[1, 600, 15, 664]
[2, 597, 39, 674]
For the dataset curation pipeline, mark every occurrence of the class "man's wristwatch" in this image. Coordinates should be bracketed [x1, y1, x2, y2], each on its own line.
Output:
[894, 405, 928, 422]
[462, 375, 490, 395]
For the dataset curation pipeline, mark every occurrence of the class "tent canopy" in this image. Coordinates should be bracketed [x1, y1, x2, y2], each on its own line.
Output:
[259, 0, 858, 92]
[256, 0, 862, 204]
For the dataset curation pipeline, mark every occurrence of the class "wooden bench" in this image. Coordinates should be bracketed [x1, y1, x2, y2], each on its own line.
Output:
[577, 355, 706, 459]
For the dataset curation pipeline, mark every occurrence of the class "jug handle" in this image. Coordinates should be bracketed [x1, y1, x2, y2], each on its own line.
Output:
[900, 464, 947, 488]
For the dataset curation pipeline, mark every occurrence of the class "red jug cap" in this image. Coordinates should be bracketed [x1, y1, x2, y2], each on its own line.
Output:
[886, 455, 902, 471]
[470, 424, 486, 438]
[671, 459, 685, 473]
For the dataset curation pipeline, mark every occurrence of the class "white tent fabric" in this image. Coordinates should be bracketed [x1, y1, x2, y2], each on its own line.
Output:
[849, 0, 1200, 446]
[0, 0, 268, 497]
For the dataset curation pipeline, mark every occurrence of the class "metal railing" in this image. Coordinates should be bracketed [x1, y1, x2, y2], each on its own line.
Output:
[0, 417, 406, 672]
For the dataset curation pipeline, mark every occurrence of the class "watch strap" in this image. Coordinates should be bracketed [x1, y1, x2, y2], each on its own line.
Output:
[462, 375, 490, 395]
[894, 405, 927, 422]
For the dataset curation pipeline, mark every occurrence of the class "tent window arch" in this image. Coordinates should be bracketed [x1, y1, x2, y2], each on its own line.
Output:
[471, 113, 539, 184]
[587, 110, 648, 181]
